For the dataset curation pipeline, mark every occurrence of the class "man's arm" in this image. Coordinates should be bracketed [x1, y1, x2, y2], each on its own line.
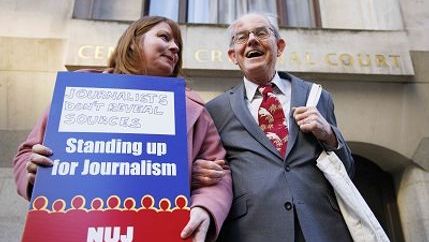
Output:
[293, 92, 354, 177]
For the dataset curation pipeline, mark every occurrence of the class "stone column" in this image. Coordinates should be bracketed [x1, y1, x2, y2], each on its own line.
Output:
[0, 168, 28, 241]
[396, 165, 429, 241]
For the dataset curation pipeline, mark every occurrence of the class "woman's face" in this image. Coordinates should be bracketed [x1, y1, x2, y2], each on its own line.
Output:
[140, 22, 180, 76]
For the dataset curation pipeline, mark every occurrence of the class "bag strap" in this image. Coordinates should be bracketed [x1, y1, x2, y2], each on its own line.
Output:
[306, 83, 327, 151]
[306, 83, 322, 107]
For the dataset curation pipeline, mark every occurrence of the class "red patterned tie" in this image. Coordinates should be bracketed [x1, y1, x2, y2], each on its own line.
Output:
[258, 84, 289, 158]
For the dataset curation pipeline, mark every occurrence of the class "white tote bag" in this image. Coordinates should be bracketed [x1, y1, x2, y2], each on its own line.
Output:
[307, 84, 390, 242]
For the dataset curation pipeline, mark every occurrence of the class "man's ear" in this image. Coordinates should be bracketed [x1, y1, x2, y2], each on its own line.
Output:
[228, 48, 238, 65]
[276, 38, 286, 57]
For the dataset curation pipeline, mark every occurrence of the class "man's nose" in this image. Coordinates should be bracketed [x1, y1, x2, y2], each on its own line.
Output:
[247, 32, 258, 45]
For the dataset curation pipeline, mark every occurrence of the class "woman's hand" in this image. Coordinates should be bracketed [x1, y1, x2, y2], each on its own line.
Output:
[192, 159, 229, 189]
[26, 144, 53, 185]
[180, 206, 211, 242]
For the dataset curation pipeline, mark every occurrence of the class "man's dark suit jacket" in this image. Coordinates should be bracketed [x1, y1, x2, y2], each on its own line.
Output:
[206, 72, 354, 242]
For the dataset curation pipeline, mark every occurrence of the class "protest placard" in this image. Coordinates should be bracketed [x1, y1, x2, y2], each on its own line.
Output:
[22, 72, 190, 242]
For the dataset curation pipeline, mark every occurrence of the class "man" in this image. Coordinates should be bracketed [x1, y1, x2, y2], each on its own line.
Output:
[204, 13, 355, 242]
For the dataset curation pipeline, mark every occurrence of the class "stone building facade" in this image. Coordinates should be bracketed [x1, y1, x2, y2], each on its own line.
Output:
[1, 0, 428, 241]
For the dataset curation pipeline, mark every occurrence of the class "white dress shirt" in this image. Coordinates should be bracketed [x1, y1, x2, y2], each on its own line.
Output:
[244, 72, 292, 129]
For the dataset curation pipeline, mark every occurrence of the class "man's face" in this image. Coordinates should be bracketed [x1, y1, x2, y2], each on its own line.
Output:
[228, 15, 285, 84]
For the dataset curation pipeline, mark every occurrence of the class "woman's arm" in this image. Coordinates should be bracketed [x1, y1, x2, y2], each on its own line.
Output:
[13, 109, 53, 200]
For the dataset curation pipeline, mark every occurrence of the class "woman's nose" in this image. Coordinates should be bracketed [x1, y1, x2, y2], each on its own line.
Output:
[169, 41, 179, 53]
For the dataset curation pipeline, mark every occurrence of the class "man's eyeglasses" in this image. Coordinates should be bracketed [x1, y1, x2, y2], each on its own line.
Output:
[232, 27, 274, 44]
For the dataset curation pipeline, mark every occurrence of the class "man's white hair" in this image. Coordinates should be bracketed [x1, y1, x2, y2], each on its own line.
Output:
[227, 13, 280, 47]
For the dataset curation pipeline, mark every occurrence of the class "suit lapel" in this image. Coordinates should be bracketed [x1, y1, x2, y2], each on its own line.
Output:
[229, 84, 284, 160]
[284, 73, 309, 159]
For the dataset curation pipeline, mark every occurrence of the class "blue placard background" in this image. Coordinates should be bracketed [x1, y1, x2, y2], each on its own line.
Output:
[30, 71, 189, 208]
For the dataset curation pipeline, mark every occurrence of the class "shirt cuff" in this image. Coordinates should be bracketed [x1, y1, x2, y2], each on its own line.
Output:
[321, 126, 343, 151]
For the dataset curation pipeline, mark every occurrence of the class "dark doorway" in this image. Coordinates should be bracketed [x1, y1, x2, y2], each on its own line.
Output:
[352, 155, 404, 242]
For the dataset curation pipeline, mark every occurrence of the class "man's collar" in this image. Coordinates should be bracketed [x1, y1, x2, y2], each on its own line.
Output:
[243, 76, 259, 101]
[244, 72, 288, 101]
[271, 73, 288, 96]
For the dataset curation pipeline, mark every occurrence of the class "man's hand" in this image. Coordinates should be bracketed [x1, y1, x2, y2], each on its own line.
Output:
[181, 207, 211, 242]
[26, 144, 53, 185]
[192, 159, 228, 189]
[292, 106, 337, 148]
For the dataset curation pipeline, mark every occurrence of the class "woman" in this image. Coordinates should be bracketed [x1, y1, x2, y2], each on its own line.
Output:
[13, 16, 232, 241]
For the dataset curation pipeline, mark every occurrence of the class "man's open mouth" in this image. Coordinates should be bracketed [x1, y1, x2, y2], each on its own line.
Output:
[245, 50, 264, 58]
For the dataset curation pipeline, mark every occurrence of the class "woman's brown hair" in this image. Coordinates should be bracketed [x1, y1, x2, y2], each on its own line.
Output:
[108, 16, 183, 76]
